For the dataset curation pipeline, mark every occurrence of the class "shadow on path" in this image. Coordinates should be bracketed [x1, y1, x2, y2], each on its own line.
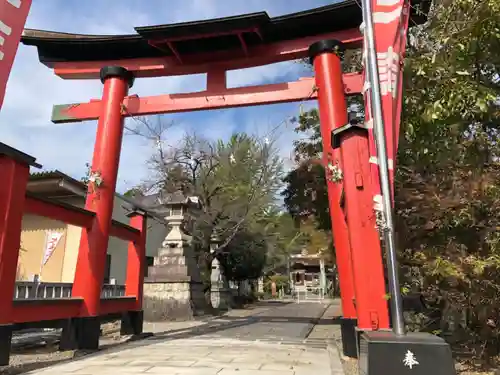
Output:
[2, 301, 340, 375]
[105, 301, 334, 352]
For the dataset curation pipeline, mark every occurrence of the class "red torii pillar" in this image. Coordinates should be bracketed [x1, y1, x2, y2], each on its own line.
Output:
[309, 40, 390, 352]
[0, 145, 39, 365]
[71, 66, 134, 349]
[121, 211, 148, 336]
[308, 40, 358, 357]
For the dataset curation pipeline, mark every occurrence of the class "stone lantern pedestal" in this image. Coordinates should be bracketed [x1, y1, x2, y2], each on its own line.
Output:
[210, 256, 232, 311]
[140, 191, 209, 321]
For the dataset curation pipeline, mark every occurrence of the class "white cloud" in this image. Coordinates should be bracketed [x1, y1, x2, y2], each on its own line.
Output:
[227, 61, 312, 89]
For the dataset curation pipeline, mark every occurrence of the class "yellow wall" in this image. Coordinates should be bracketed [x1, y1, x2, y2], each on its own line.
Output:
[58, 196, 84, 283]
[60, 196, 167, 285]
[17, 196, 167, 285]
[60, 225, 81, 283]
[18, 214, 68, 282]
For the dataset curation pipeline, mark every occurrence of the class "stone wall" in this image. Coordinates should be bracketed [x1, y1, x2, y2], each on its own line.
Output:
[143, 281, 207, 321]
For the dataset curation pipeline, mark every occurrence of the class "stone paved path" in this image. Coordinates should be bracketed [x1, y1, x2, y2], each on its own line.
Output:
[201, 300, 327, 342]
[21, 302, 345, 375]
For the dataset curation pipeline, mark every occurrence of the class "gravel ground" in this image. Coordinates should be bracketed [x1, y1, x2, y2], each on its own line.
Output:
[1, 324, 132, 375]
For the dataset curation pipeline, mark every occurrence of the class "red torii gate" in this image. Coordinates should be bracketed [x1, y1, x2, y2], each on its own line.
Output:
[18, 0, 423, 354]
[1, 1, 455, 372]
[20, 3, 393, 356]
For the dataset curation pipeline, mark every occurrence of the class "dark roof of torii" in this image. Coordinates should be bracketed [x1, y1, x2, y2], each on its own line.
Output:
[20, 0, 430, 65]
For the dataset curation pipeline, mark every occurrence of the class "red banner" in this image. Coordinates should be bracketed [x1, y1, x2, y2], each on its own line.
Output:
[0, 0, 32, 111]
[362, 0, 410, 221]
[42, 231, 63, 266]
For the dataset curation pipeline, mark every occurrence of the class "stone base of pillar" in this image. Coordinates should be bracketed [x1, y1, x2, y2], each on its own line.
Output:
[144, 235, 210, 321]
[0, 324, 13, 366]
[340, 317, 358, 358]
[59, 316, 100, 351]
[358, 331, 455, 375]
[143, 278, 209, 321]
[120, 310, 144, 335]
[210, 287, 232, 311]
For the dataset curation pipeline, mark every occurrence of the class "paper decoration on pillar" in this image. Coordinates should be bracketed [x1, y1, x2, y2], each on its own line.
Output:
[42, 231, 63, 266]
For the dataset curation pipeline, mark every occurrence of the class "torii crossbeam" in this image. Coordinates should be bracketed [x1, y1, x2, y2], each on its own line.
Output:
[50, 74, 362, 123]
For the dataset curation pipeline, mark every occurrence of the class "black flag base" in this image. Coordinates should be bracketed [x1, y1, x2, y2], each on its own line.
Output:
[358, 331, 456, 375]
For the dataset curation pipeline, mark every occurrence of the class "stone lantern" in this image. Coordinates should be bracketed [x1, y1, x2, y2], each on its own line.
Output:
[136, 190, 207, 321]
[209, 236, 231, 310]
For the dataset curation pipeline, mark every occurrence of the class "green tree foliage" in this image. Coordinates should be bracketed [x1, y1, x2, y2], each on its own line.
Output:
[281, 109, 332, 231]
[123, 187, 142, 197]
[397, 0, 500, 365]
[253, 208, 306, 275]
[186, 133, 283, 260]
[219, 230, 267, 282]
[144, 130, 283, 258]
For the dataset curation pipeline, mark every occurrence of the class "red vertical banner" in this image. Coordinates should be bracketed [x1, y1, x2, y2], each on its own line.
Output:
[372, 0, 410, 185]
[0, 0, 32, 111]
[362, 0, 410, 222]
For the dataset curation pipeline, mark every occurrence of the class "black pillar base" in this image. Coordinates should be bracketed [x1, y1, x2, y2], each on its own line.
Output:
[121, 310, 144, 336]
[60, 319, 78, 351]
[59, 317, 100, 351]
[340, 317, 358, 358]
[358, 331, 456, 375]
[0, 324, 13, 366]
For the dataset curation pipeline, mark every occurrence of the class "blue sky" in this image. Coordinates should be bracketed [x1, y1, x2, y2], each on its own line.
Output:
[0, 0, 331, 192]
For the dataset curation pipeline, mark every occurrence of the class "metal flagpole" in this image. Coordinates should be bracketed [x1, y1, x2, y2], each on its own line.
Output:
[360, 0, 406, 335]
